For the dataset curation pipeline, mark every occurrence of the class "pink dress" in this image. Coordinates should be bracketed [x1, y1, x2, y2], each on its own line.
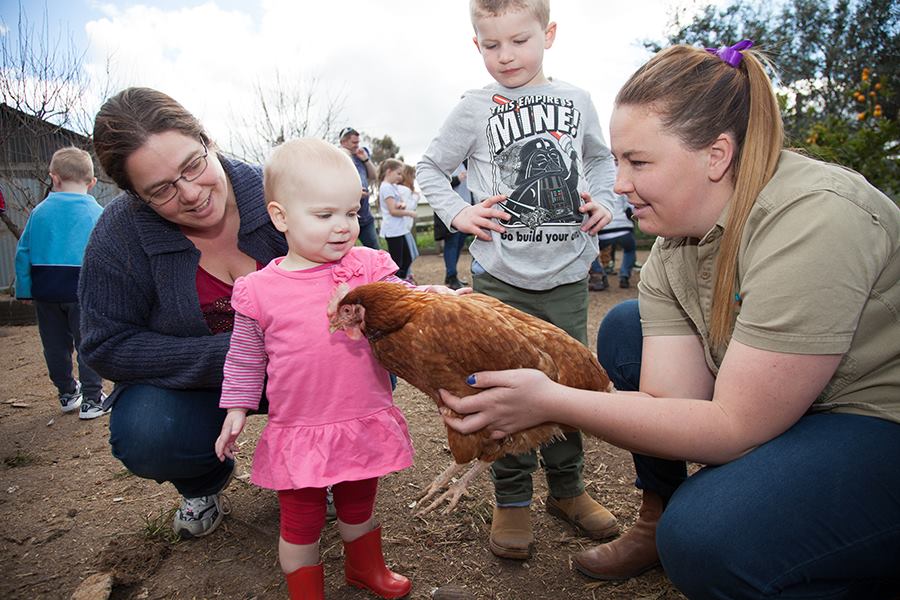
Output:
[221, 247, 415, 490]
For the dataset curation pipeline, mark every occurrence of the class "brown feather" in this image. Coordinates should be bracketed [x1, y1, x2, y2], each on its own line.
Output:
[330, 283, 610, 465]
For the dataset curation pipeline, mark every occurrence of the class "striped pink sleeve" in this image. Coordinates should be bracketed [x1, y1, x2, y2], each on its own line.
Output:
[220, 312, 267, 410]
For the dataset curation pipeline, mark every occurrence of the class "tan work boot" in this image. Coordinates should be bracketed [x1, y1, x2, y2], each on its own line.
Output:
[489, 506, 533, 559]
[547, 492, 619, 540]
[573, 490, 663, 580]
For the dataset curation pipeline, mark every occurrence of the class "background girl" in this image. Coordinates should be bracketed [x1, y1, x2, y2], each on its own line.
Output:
[397, 164, 421, 283]
[377, 159, 417, 281]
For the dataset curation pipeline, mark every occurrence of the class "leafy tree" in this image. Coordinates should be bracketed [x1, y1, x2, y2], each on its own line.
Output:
[804, 69, 898, 198]
[648, 0, 898, 199]
[365, 134, 402, 165]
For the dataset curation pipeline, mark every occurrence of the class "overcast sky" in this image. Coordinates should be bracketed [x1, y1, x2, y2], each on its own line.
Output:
[1, 0, 721, 165]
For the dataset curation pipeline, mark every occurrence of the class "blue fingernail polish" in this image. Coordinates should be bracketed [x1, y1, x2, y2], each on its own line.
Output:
[466, 374, 476, 385]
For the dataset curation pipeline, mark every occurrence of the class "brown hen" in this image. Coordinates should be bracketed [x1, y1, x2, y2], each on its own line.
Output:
[328, 282, 613, 514]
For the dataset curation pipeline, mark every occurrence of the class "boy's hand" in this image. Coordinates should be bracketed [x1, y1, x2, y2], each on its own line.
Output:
[578, 192, 613, 235]
[450, 195, 511, 241]
[215, 409, 248, 462]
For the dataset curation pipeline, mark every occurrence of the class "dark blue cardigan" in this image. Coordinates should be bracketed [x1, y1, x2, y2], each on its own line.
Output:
[78, 157, 288, 395]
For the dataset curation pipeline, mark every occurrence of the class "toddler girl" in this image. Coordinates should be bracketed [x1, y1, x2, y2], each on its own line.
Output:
[215, 139, 415, 600]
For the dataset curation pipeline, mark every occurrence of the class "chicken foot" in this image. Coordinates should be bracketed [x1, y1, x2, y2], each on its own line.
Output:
[416, 460, 492, 515]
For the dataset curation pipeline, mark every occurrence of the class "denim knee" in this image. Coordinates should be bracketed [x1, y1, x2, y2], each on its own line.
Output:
[596, 299, 642, 392]
[656, 494, 746, 600]
[108, 385, 227, 487]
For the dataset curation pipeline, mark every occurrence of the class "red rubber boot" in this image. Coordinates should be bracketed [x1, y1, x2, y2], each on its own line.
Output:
[285, 562, 324, 600]
[343, 526, 411, 598]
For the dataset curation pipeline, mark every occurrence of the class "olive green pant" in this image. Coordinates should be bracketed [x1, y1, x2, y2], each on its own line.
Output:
[472, 269, 589, 505]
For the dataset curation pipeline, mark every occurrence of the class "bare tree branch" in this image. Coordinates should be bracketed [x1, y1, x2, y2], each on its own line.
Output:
[0, 2, 119, 239]
[226, 71, 347, 164]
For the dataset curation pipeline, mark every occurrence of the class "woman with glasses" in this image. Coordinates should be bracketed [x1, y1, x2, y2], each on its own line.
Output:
[78, 87, 288, 539]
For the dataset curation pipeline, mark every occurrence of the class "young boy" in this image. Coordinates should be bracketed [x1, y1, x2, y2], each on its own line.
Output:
[416, 0, 619, 560]
[14, 146, 107, 419]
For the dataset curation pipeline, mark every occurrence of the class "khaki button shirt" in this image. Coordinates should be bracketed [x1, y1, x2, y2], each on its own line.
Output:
[638, 151, 900, 424]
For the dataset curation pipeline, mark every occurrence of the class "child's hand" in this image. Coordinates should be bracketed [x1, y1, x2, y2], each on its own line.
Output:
[450, 195, 511, 241]
[578, 192, 613, 235]
[422, 285, 473, 296]
[215, 409, 248, 462]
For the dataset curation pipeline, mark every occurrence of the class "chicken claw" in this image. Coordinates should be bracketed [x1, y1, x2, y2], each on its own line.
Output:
[415, 460, 492, 516]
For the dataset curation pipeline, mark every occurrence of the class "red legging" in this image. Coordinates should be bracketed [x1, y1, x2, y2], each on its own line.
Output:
[278, 478, 378, 545]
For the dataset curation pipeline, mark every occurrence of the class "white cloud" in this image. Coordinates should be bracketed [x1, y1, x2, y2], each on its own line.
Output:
[82, 1, 693, 165]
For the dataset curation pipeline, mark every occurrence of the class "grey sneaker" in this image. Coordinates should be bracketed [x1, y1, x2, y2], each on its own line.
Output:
[326, 486, 336, 522]
[173, 485, 232, 539]
[79, 393, 110, 420]
[59, 381, 83, 413]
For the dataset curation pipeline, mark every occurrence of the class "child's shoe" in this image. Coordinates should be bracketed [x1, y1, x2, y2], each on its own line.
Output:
[326, 486, 337, 522]
[286, 562, 324, 600]
[588, 273, 608, 292]
[619, 276, 630, 289]
[444, 275, 468, 290]
[59, 381, 83, 413]
[344, 525, 411, 598]
[79, 393, 110, 420]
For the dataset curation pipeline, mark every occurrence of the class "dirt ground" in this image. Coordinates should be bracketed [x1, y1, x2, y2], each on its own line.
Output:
[0, 250, 688, 600]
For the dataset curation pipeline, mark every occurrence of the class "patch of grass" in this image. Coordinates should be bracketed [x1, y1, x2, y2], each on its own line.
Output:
[3, 450, 36, 468]
[112, 467, 134, 479]
[142, 506, 182, 545]
[415, 230, 437, 251]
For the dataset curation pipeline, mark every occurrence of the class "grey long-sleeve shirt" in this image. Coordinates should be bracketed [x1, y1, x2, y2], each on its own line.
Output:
[417, 79, 616, 290]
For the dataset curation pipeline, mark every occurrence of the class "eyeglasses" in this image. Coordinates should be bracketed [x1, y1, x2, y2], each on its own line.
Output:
[143, 142, 210, 206]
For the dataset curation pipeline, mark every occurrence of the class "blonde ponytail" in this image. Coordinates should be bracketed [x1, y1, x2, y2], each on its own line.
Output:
[709, 52, 783, 346]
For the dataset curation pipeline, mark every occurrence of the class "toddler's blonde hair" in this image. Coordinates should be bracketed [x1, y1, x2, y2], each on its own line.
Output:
[49, 146, 94, 184]
[470, 0, 550, 28]
[264, 138, 359, 205]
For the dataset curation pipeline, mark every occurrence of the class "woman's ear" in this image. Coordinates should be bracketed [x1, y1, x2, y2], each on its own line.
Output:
[267, 201, 288, 233]
[707, 133, 735, 183]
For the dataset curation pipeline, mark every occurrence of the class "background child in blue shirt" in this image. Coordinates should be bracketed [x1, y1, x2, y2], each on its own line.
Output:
[15, 146, 106, 419]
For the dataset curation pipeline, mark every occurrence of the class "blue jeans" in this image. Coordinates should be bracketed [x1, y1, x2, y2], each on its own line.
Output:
[109, 385, 236, 498]
[597, 300, 900, 599]
[35, 301, 103, 401]
[357, 219, 380, 250]
[592, 231, 637, 279]
[443, 231, 469, 280]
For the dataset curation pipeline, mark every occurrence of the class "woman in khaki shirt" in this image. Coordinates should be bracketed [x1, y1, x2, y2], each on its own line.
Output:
[440, 42, 900, 599]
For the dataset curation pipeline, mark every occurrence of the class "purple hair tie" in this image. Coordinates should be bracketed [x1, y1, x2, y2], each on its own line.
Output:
[706, 39, 754, 68]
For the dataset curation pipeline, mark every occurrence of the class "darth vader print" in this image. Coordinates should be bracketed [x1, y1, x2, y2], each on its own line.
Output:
[499, 137, 581, 229]
[485, 94, 584, 230]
